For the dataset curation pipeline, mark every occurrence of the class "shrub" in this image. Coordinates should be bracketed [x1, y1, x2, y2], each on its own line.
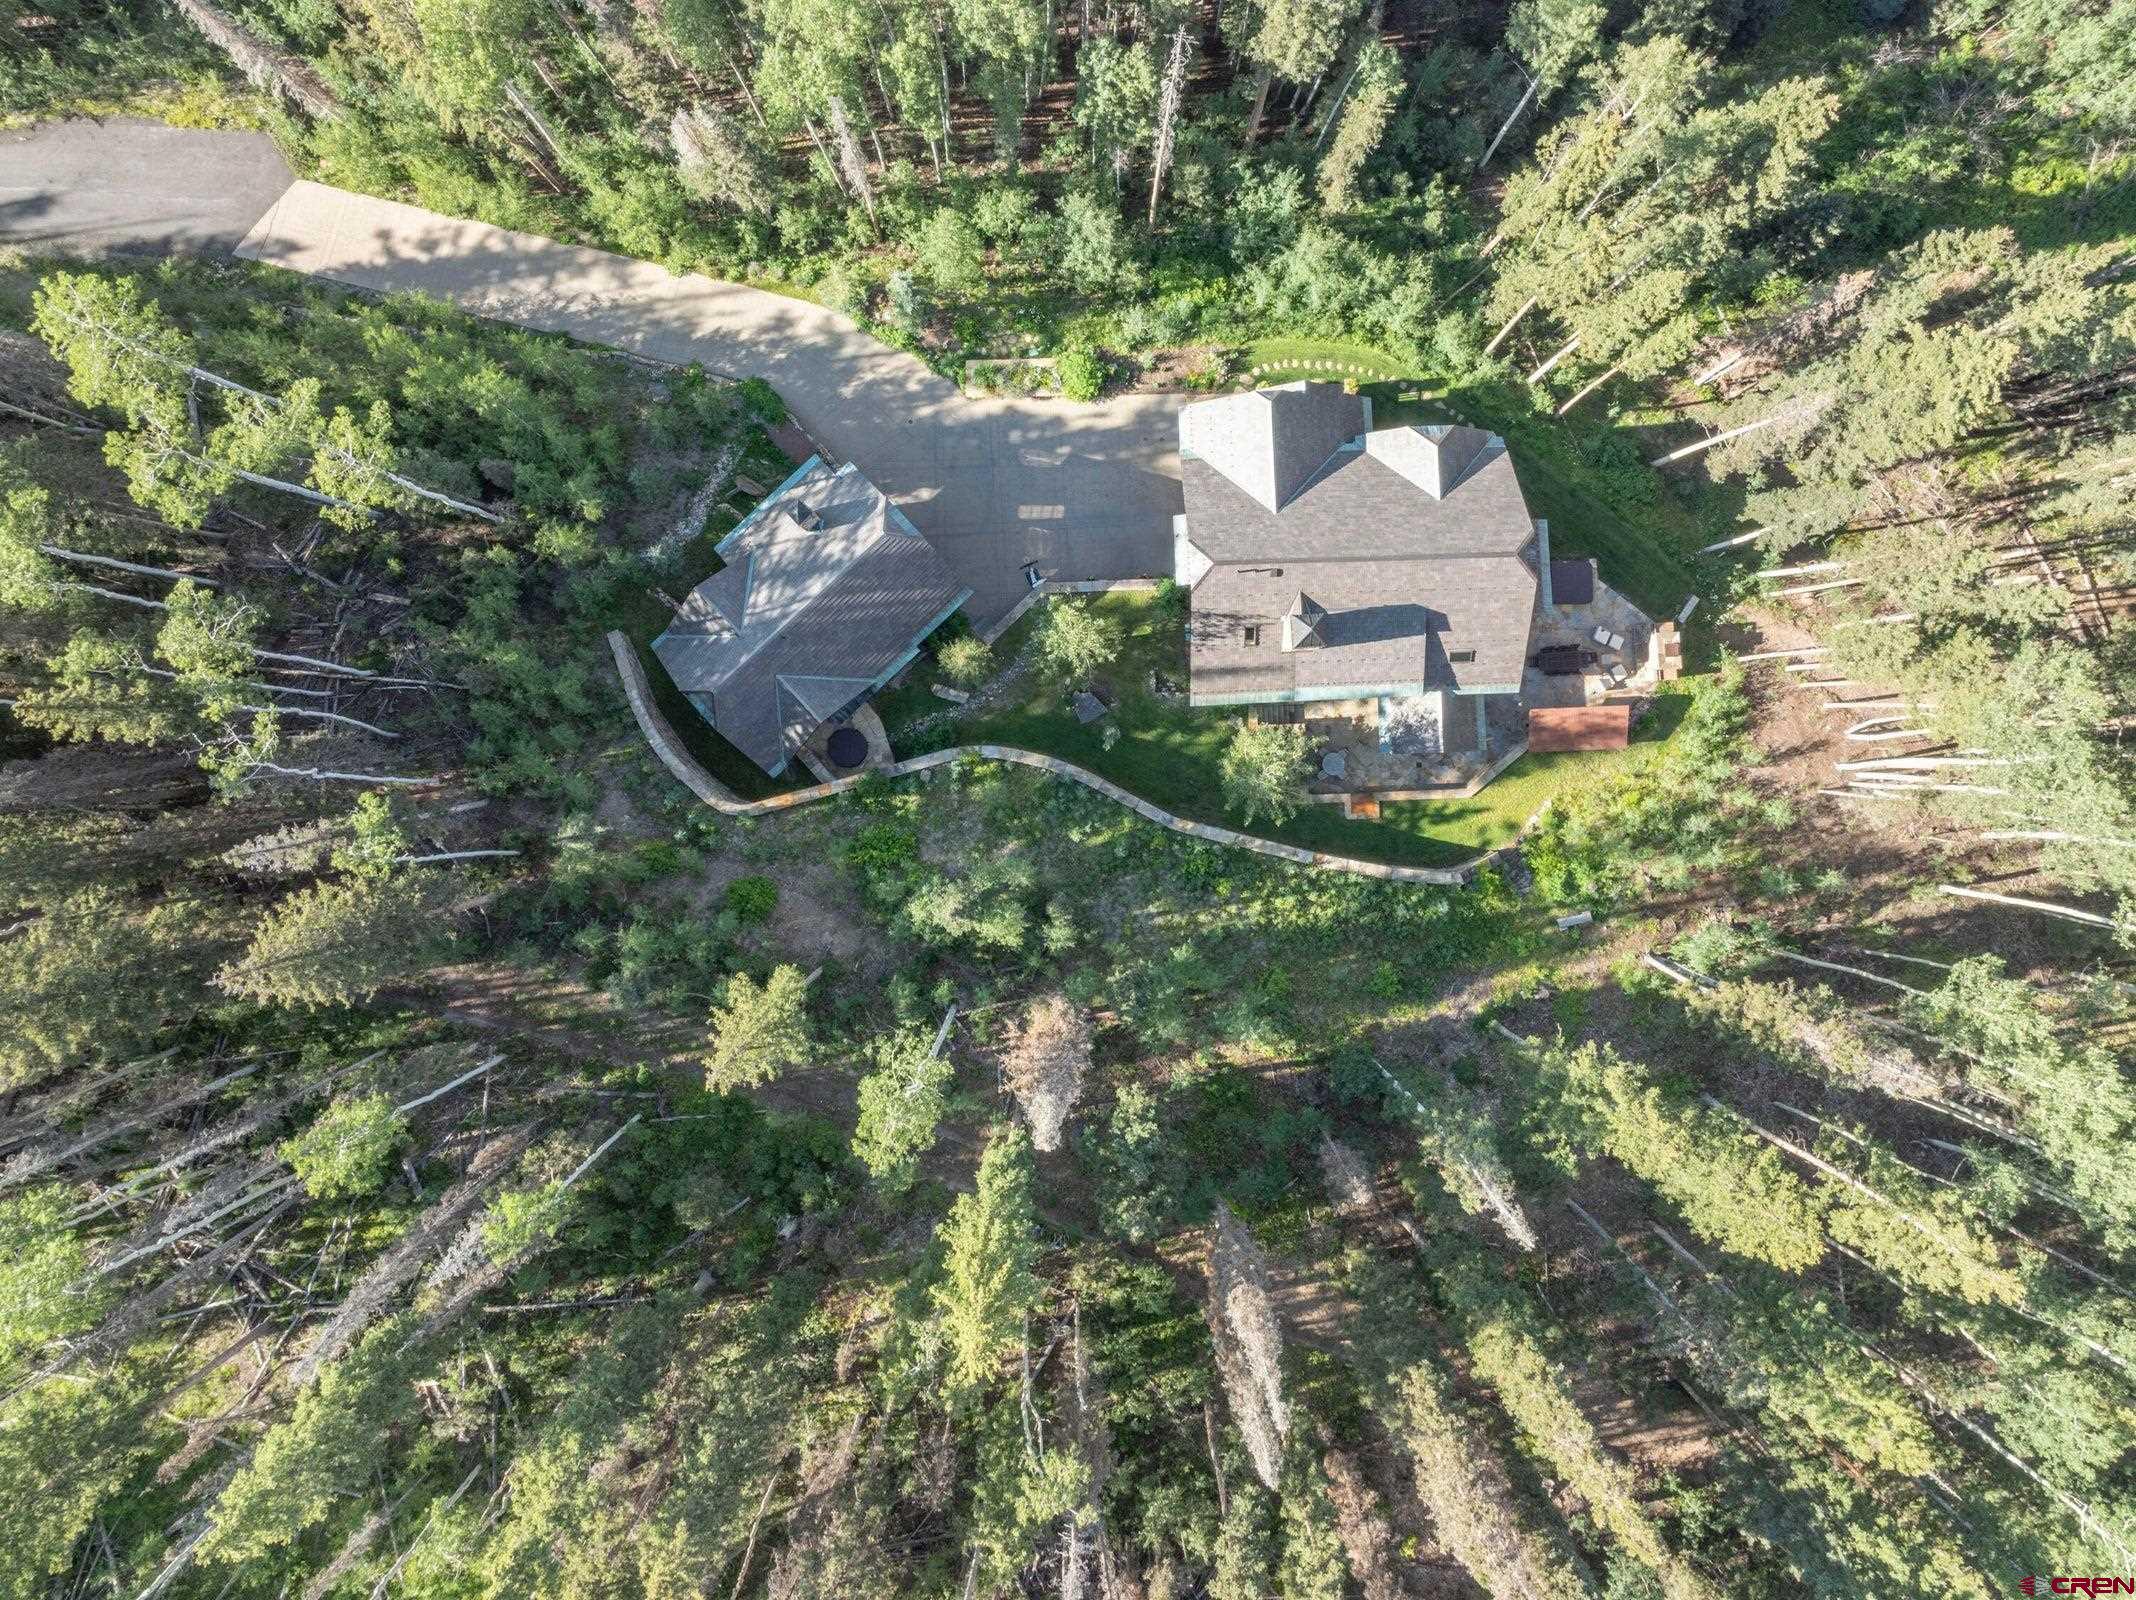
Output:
[1058, 192, 1131, 291]
[736, 376, 788, 425]
[1183, 347, 1236, 391]
[914, 208, 986, 298]
[972, 184, 1035, 250]
[846, 821, 920, 876]
[1057, 348, 1106, 402]
[1119, 298, 1192, 349]
[1219, 720, 1309, 826]
[725, 874, 779, 923]
[1033, 597, 1123, 684]
[939, 634, 995, 687]
[885, 270, 924, 335]
[281, 1094, 408, 1200]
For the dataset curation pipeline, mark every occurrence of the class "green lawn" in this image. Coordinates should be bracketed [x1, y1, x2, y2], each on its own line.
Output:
[1240, 336, 1411, 384]
[876, 592, 1684, 869]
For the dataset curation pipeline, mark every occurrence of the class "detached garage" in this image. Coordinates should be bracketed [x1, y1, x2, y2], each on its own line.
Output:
[1528, 704, 1633, 753]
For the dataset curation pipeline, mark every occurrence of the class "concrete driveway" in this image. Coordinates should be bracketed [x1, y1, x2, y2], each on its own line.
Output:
[234, 181, 1182, 630]
[0, 118, 294, 256]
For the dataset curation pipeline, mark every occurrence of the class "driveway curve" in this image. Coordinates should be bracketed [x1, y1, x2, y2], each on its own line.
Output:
[235, 181, 1182, 628]
[3, 122, 1182, 629]
[0, 117, 294, 257]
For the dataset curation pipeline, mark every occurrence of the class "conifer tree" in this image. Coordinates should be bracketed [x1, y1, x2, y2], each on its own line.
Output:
[1383, 1358, 1590, 1599]
[214, 871, 456, 1010]
[933, 1125, 1042, 1401]
[197, 1319, 430, 1565]
[1315, 42, 1400, 212]
[0, 889, 195, 1090]
[853, 1025, 955, 1188]
[1535, 1038, 1827, 1270]
[704, 964, 813, 1091]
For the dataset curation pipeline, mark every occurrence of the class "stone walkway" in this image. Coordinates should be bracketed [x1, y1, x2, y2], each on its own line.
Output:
[236, 181, 1183, 631]
[607, 631, 1488, 886]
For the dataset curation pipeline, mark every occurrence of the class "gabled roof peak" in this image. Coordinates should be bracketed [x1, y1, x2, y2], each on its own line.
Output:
[1362, 423, 1498, 500]
[1178, 381, 1366, 513]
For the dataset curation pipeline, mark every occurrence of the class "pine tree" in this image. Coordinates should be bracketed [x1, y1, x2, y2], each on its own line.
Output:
[0, 889, 196, 1090]
[1535, 1038, 1828, 1271]
[1436, 1249, 1716, 1600]
[1001, 993, 1091, 1153]
[197, 1318, 431, 1565]
[1206, 1204, 1289, 1489]
[280, 1094, 410, 1199]
[670, 104, 776, 214]
[214, 872, 456, 1010]
[933, 1125, 1042, 1401]
[1383, 1358, 1590, 1599]
[1315, 42, 1400, 212]
[853, 1026, 955, 1188]
[703, 964, 813, 1091]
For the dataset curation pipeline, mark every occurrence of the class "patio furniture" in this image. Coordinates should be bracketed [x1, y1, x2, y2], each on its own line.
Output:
[1591, 626, 1627, 652]
[1537, 645, 1592, 676]
[1606, 664, 1629, 688]
[1321, 750, 1348, 780]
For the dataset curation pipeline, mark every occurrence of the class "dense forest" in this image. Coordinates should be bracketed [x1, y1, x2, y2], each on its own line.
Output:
[4, 0, 2136, 1595]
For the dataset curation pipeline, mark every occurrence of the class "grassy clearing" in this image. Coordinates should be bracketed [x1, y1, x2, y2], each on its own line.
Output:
[1240, 336, 1411, 383]
[876, 592, 1684, 869]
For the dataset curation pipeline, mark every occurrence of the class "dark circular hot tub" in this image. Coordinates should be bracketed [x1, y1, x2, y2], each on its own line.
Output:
[826, 726, 869, 770]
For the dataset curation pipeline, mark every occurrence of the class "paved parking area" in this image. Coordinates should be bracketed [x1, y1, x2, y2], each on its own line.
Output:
[234, 180, 1182, 628]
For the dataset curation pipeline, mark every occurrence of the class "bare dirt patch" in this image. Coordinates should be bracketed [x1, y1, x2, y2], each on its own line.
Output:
[433, 961, 698, 1071]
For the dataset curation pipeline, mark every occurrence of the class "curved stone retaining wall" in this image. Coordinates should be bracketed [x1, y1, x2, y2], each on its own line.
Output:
[606, 632, 1495, 886]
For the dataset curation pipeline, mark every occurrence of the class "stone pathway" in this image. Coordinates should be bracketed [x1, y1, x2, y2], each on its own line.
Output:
[607, 631, 1490, 887]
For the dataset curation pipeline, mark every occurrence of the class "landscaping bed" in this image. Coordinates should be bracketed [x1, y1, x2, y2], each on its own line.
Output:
[875, 592, 1686, 870]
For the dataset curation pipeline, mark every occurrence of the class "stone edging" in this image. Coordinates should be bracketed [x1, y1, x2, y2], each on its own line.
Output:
[1308, 738, 1533, 806]
[976, 577, 1163, 645]
[606, 631, 1494, 886]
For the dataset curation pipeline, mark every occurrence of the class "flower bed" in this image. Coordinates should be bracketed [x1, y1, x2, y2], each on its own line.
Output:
[962, 356, 1061, 398]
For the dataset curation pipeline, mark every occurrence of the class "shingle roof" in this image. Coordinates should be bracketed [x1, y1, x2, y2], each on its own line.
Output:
[1177, 382, 1368, 513]
[652, 457, 970, 773]
[1176, 386, 1540, 700]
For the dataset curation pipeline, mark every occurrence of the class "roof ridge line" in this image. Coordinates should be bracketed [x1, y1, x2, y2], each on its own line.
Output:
[707, 493, 909, 685]
[1207, 550, 1537, 567]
